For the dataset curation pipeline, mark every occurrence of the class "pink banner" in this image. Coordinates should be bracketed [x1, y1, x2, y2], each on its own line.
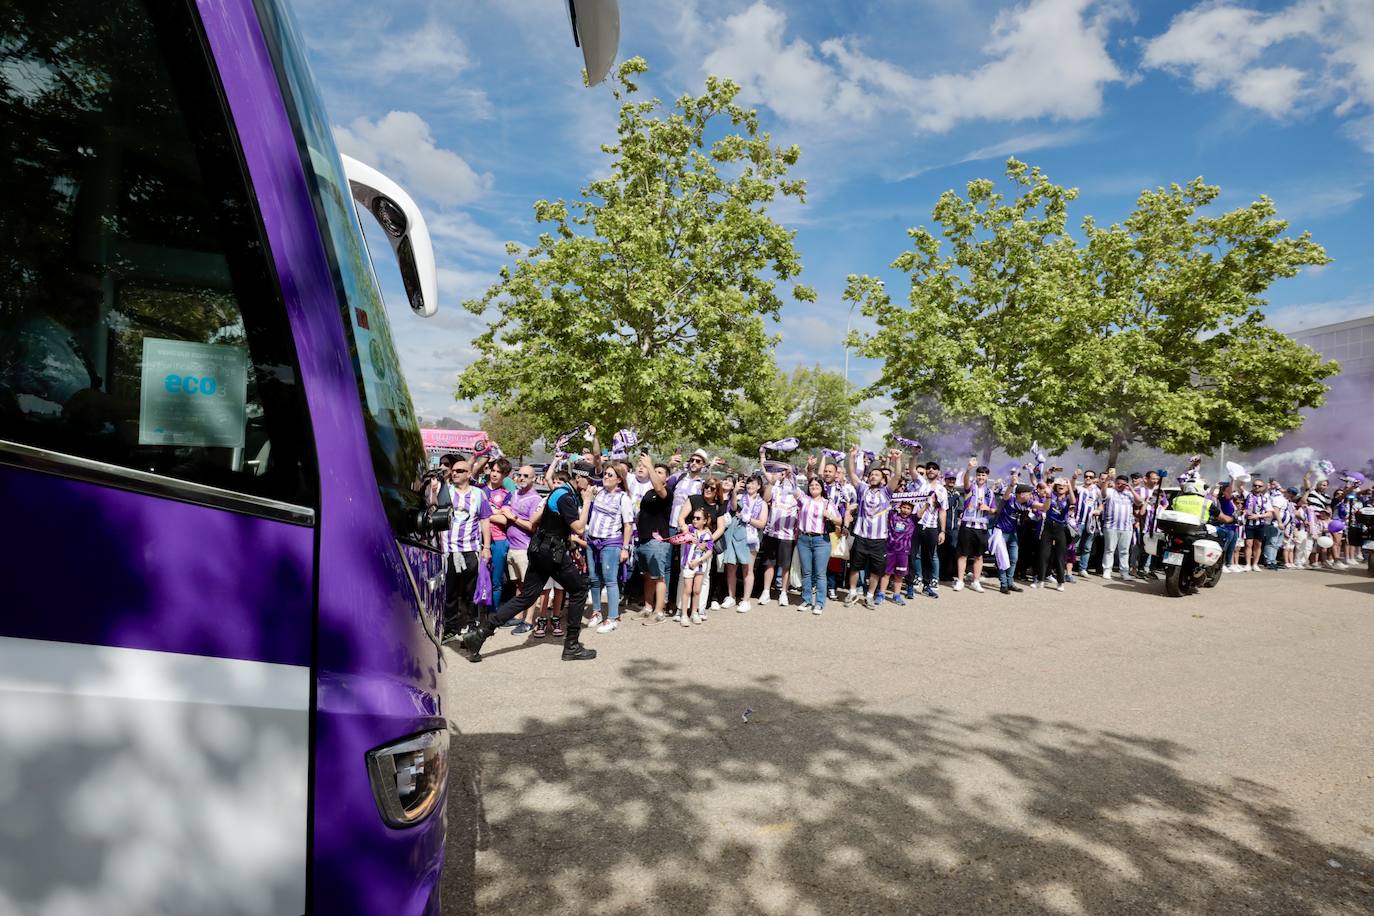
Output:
[421, 428, 487, 453]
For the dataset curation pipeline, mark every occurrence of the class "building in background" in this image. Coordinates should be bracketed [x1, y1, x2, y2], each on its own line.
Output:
[1239, 313, 1374, 478]
[1288, 314, 1374, 405]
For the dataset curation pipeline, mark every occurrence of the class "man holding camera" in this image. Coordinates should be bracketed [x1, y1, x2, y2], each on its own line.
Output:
[462, 460, 598, 663]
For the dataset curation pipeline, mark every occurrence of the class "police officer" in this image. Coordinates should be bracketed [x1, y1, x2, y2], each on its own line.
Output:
[1170, 479, 1210, 526]
[461, 461, 598, 663]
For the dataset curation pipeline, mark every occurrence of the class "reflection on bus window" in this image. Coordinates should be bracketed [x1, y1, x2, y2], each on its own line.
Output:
[0, 0, 313, 507]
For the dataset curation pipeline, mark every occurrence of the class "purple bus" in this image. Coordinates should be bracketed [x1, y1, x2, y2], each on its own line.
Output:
[0, 0, 617, 912]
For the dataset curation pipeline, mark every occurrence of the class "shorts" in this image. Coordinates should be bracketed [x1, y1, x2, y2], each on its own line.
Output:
[851, 535, 887, 578]
[884, 550, 909, 578]
[636, 540, 671, 579]
[506, 548, 529, 580]
[721, 525, 754, 566]
[958, 527, 989, 559]
[1244, 524, 1266, 541]
[759, 534, 795, 572]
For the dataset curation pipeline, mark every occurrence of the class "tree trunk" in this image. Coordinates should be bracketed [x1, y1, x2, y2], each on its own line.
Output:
[1106, 433, 1125, 469]
[981, 443, 994, 466]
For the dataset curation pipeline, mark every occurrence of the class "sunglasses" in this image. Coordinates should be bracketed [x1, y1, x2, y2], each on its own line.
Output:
[514, 472, 532, 479]
[453, 468, 470, 474]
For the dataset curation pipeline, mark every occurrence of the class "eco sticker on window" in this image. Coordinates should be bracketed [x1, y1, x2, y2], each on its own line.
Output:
[138, 338, 248, 448]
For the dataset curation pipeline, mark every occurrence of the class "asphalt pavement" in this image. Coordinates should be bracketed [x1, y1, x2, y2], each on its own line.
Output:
[441, 564, 1374, 915]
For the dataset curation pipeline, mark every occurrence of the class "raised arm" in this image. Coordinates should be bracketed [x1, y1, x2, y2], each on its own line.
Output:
[846, 445, 862, 488]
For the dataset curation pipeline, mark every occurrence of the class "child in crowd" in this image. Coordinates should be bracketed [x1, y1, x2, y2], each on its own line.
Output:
[680, 508, 715, 627]
[880, 499, 916, 605]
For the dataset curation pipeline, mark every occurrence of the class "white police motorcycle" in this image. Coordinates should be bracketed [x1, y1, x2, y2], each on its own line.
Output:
[1143, 482, 1225, 597]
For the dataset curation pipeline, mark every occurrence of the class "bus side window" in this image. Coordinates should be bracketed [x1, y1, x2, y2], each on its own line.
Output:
[0, 0, 314, 511]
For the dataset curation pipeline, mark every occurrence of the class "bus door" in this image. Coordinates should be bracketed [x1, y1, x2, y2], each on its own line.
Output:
[0, 1, 317, 913]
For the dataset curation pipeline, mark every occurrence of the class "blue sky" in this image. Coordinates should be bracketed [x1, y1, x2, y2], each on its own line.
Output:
[294, 0, 1374, 438]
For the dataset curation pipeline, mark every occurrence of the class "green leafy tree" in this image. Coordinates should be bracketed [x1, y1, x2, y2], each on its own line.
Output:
[479, 401, 541, 461]
[723, 365, 871, 456]
[1079, 179, 1336, 466]
[844, 160, 1103, 464]
[456, 57, 815, 443]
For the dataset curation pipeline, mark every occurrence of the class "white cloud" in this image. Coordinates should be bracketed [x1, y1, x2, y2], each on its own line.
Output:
[958, 127, 1094, 163]
[368, 21, 473, 78]
[333, 111, 493, 206]
[1229, 65, 1309, 117]
[427, 211, 513, 261]
[1266, 293, 1374, 332]
[1142, 1, 1374, 139]
[701, 0, 1127, 135]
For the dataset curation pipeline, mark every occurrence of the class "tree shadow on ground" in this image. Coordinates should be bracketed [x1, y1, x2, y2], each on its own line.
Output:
[442, 661, 1374, 915]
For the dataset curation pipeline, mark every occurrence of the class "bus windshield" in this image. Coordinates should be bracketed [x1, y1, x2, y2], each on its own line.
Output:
[255, 0, 427, 539]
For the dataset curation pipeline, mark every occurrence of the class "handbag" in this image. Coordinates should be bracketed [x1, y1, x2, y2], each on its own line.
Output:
[830, 531, 852, 559]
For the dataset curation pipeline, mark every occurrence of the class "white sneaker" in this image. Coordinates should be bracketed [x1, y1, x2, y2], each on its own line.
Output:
[758, 592, 772, 606]
[827, 588, 837, 600]
[778, 593, 789, 607]
[679, 614, 690, 628]
[799, 602, 812, 613]
[721, 597, 736, 609]
[738, 601, 751, 613]
[1029, 580, 1040, 589]
[812, 604, 823, 615]
[709, 600, 721, 610]
[971, 581, 985, 593]
[953, 580, 964, 592]
[596, 620, 618, 634]
[1056, 583, 1065, 592]
[690, 612, 703, 625]
[587, 612, 603, 629]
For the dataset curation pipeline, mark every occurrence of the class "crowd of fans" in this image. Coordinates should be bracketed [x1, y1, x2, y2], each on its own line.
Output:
[430, 428, 1372, 647]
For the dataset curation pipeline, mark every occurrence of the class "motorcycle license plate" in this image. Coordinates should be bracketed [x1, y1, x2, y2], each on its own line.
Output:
[1163, 552, 1184, 566]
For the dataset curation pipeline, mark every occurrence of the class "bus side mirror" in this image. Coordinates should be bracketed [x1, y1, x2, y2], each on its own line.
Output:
[566, 0, 619, 86]
[340, 154, 439, 317]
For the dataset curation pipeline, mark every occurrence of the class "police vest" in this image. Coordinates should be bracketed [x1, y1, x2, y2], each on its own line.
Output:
[1171, 493, 1207, 522]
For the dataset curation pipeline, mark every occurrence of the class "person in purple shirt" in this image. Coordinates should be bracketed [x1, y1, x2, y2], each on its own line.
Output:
[503, 465, 545, 634]
[991, 481, 1036, 594]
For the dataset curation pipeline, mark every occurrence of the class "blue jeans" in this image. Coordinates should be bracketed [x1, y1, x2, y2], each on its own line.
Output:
[1263, 525, 1282, 566]
[1074, 529, 1096, 573]
[998, 530, 1020, 588]
[1220, 526, 1239, 566]
[587, 543, 623, 619]
[796, 533, 831, 607]
[489, 539, 509, 608]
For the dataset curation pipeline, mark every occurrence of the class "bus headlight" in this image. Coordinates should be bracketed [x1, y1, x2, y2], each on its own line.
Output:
[365, 728, 449, 828]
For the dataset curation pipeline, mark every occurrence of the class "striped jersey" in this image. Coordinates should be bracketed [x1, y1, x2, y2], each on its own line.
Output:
[961, 483, 995, 529]
[853, 481, 893, 540]
[766, 478, 801, 540]
[444, 485, 491, 553]
[1101, 487, 1136, 531]
[910, 479, 948, 529]
[797, 493, 831, 535]
[586, 488, 633, 540]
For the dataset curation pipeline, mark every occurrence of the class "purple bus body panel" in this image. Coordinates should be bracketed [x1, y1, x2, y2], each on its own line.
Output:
[196, 0, 446, 911]
[0, 466, 312, 667]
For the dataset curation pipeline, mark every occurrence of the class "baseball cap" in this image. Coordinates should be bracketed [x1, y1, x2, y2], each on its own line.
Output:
[571, 460, 595, 478]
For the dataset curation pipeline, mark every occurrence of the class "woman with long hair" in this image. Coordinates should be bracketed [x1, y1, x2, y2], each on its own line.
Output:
[796, 472, 843, 614]
[722, 473, 769, 612]
[581, 464, 633, 633]
[1035, 477, 1076, 591]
